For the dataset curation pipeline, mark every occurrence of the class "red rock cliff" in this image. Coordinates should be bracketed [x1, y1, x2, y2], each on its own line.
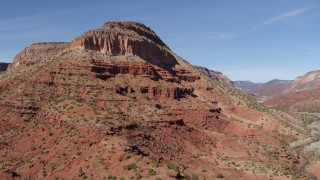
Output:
[69, 22, 177, 66]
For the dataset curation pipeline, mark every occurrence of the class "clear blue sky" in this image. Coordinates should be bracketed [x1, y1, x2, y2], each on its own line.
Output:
[0, 0, 319, 82]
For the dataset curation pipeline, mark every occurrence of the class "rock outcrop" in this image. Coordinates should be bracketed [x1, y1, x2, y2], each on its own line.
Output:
[195, 66, 232, 85]
[69, 22, 177, 67]
[90, 61, 199, 83]
[9, 42, 69, 70]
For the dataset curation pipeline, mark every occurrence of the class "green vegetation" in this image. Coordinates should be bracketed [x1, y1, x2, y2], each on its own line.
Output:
[167, 163, 179, 172]
[122, 163, 137, 171]
[270, 106, 290, 112]
[42, 167, 47, 177]
[216, 173, 224, 178]
[106, 175, 117, 180]
[23, 118, 31, 122]
[147, 169, 156, 177]
[149, 156, 162, 167]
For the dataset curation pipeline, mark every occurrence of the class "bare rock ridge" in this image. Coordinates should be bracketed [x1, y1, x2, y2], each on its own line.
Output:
[101, 21, 170, 49]
[69, 21, 177, 67]
[9, 42, 69, 70]
[195, 65, 232, 85]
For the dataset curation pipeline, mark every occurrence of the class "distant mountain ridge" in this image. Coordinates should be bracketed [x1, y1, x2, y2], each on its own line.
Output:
[232, 80, 262, 90]
[264, 70, 320, 112]
[234, 70, 320, 112]
[233, 79, 292, 96]
[195, 66, 232, 85]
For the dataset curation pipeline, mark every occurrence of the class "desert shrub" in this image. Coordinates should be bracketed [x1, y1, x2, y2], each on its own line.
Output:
[304, 141, 320, 158]
[216, 173, 224, 178]
[167, 163, 179, 172]
[122, 163, 137, 171]
[149, 156, 161, 167]
[42, 167, 47, 177]
[147, 169, 156, 176]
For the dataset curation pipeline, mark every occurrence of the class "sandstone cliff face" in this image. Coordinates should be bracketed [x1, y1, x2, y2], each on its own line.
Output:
[89, 61, 200, 83]
[9, 42, 68, 70]
[69, 22, 177, 67]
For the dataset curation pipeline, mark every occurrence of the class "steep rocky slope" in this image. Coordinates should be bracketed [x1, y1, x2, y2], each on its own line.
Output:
[195, 66, 232, 85]
[8, 42, 68, 70]
[0, 22, 309, 179]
